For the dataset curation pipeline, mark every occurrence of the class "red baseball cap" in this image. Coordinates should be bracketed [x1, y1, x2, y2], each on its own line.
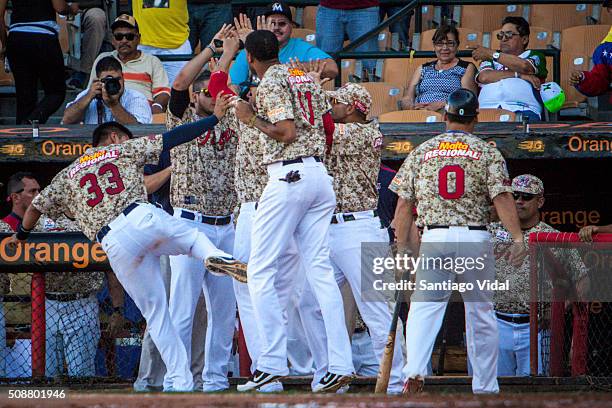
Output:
[208, 71, 236, 101]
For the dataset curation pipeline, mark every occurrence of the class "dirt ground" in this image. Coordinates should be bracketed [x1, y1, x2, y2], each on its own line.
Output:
[1, 391, 612, 408]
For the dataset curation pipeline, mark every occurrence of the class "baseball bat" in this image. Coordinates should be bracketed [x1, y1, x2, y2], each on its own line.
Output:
[374, 288, 405, 393]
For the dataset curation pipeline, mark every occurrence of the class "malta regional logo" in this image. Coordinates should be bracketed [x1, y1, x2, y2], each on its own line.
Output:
[517, 140, 545, 152]
[424, 141, 482, 161]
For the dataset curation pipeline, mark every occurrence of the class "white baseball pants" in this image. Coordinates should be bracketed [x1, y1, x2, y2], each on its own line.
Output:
[99, 203, 228, 392]
[403, 227, 499, 394]
[248, 158, 354, 376]
[167, 208, 236, 392]
[233, 201, 327, 387]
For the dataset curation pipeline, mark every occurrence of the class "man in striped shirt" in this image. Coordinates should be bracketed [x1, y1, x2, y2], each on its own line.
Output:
[88, 15, 170, 113]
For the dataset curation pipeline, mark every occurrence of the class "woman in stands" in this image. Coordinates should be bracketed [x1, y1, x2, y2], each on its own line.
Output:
[0, 0, 69, 124]
[399, 25, 477, 112]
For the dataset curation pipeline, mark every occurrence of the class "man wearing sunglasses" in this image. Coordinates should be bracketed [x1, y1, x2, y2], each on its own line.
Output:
[88, 15, 170, 114]
[472, 17, 548, 121]
[489, 174, 587, 376]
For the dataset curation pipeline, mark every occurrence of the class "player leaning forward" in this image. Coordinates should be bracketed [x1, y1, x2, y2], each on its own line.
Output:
[9, 109, 246, 392]
[391, 89, 527, 395]
[233, 30, 355, 392]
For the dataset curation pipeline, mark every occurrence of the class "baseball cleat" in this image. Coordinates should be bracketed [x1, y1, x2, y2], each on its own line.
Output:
[402, 375, 424, 395]
[312, 372, 354, 393]
[256, 380, 284, 393]
[237, 370, 282, 392]
[205, 256, 248, 283]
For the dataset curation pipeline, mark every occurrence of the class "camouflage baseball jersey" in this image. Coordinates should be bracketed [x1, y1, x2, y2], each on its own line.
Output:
[256, 64, 329, 165]
[390, 131, 512, 227]
[32, 135, 163, 241]
[167, 104, 238, 215]
[489, 221, 587, 314]
[234, 121, 267, 204]
[0, 220, 11, 294]
[325, 121, 383, 213]
[41, 216, 105, 295]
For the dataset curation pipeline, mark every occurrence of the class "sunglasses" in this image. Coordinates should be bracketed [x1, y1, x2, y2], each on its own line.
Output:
[496, 31, 521, 41]
[195, 88, 211, 97]
[513, 192, 538, 201]
[113, 33, 137, 41]
[433, 40, 458, 48]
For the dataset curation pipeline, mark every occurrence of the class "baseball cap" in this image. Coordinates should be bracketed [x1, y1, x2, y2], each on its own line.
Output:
[111, 14, 139, 31]
[445, 88, 478, 117]
[326, 83, 372, 116]
[512, 174, 544, 195]
[263, 2, 293, 22]
[208, 71, 236, 101]
[540, 82, 565, 113]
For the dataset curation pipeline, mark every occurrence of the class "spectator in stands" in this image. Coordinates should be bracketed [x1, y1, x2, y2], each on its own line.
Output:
[89, 15, 170, 114]
[377, 164, 398, 242]
[132, 0, 191, 85]
[65, 1, 111, 90]
[187, 0, 233, 52]
[316, 0, 380, 76]
[379, 5, 412, 50]
[0, 0, 67, 124]
[400, 25, 477, 112]
[230, 3, 338, 87]
[63, 56, 152, 124]
[472, 17, 547, 121]
[489, 174, 587, 376]
[570, 0, 612, 100]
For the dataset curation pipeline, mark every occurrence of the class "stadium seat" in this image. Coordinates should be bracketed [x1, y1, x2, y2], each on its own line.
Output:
[418, 28, 483, 51]
[560, 52, 590, 107]
[302, 6, 317, 30]
[478, 108, 516, 122]
[378, 29, 393, 51]
[529, 4, 593, 33]
[291, 28, 316, 45]
[459, 4, 523, 34]
[152, 113, 166, 124]
[378, 109, 443, 123]
[561, 25, 611, 55]
[339, 59, 356, 85]
[490, 27, 553, 51]
[359, 82, 404, 119]
[382, 57, 424, 90]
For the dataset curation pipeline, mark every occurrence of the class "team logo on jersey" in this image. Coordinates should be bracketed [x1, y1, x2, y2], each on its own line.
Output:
[69, 149, 120, 178]
[288, 68, 314, 85]
[424, 141, 482, 161]
[517, 140, 545, 152]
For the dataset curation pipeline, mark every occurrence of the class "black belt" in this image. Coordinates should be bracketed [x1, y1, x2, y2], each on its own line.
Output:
[180, 210, 232, 226]
[95, 202, 142, 243]
[331, 210, 378, 224]
[281, 156, 322, 166]
[46, 292, 90, 302]
[496, 312, 529, 324]
[427, 224, 487, 231]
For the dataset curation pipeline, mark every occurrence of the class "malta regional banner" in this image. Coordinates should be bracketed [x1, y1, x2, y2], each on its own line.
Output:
[0, 232, 110, 272]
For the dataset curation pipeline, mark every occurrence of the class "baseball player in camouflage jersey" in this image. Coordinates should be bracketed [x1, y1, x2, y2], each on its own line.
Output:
[391, 89, 526, 395]
[8, 115, 246, 392]
[0, 221, 10, 378]
[302, 83, 405, 393]
[162, 26, 241, 393]
[233, 30, 354, 392]
[489, 174, 587, 376]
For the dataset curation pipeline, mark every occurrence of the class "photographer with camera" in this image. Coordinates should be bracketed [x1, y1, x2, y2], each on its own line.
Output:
[63, 56, 152, 125]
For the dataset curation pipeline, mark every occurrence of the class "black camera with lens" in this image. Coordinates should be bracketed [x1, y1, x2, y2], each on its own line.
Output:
[100, 75, 122, 96]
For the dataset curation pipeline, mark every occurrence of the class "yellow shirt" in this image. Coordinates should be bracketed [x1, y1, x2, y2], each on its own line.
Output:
[132, 0, 189, 49]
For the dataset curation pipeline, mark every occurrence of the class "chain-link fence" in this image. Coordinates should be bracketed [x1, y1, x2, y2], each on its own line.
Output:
[0, 270, 145, 384]
[531, 232, 612, 390]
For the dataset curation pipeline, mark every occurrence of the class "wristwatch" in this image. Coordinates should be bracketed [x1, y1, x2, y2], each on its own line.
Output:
[492, 51, 501, 62]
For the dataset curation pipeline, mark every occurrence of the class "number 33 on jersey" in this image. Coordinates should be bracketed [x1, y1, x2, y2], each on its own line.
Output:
[390, 131, 513, 227]
[31, 135, 164, 241]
